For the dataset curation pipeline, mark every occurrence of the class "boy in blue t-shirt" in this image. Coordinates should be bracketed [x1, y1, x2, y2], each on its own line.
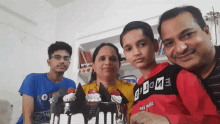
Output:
[17, 41, 76, 124]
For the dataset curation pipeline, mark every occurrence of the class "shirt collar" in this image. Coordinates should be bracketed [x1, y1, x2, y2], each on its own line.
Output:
[215, 46, 220, 59]
[137, 62, 170, 85]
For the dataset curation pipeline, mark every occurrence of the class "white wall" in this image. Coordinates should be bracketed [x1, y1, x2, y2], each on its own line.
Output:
[1, 0, 220, 123]
[0, 0, 57, 123]
[55, 0, 175, 43]
[56, 0, 220, 44]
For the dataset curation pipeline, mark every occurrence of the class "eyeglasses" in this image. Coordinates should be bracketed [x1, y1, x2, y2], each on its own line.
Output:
[51, 55, 71, 62]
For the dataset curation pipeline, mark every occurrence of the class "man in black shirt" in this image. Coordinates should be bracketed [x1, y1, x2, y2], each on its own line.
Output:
[158, 5, 220, 111]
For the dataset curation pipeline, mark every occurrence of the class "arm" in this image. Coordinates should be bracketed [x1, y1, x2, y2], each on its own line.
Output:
[18, 74, 36, 124]
[166, 70, 220, 124]
[130, 111, 169, 124]
[130, 111, 220, 124]
[22, 94, 34, 124]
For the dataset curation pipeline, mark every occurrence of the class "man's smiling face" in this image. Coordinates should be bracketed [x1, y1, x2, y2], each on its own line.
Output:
[160, 12, 213, 70]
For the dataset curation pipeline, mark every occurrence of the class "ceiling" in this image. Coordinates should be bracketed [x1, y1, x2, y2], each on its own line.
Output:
[46, 0, 75, 8]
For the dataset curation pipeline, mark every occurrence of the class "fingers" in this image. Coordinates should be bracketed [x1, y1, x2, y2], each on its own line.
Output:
[130, 111, 149, 124]
[121, 80, 128, 83]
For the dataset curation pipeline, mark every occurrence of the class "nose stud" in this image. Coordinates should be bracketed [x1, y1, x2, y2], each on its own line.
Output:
[181, 45, 187, 49]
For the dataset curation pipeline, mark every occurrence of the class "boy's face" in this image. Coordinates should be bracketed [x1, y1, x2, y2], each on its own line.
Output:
[160, 12, 213, 70]
[47, 50, 71, 73]
[122, 29, 158, 69]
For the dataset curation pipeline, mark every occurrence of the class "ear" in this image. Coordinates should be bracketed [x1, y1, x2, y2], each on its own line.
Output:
[153, 39, 159, 52]
[92, 64, 96, 72]
[47, 59, 51, 66]
[203, 25, 211, 40]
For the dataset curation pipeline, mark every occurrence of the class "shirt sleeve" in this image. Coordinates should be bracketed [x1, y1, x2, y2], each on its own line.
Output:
[18, 74, 37, 97]
[166, 69, 220, 124]
[69, 80, 76, 89]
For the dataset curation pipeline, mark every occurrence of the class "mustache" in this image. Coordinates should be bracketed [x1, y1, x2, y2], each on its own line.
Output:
[103, 67, 114, 69]
[57, 64, 67, 67]
[172, 48, 196, 59]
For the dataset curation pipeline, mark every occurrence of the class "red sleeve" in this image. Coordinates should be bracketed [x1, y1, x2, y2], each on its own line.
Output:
[166, 69, 220, 124]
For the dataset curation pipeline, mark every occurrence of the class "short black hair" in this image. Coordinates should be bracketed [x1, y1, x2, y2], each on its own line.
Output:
[158, 5, 206, 37]
[89, 43, 121, 83]
[48, 41, 72, 59]
[120, 21, 154, 47]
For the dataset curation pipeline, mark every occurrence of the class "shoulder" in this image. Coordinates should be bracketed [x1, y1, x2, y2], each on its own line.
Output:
[178, 69, 196, 76]
[24, 73, 45, 82]
[117, 80, 135, 89]
[19, 73, 45, 96]
[63, 77, 76, 89]
[176, 69, 204, 92]
[137, 76, 145, 85]
[165, 64, 184, 76]
[63, 77, 75, 83]
[26, 73, 44, 78]
[167, 64, 182, 70]
[176, 68, 199, 83]
[117, 80, 134, 100]
[161, 65, 198, 83]
[82, 82, 97, 94]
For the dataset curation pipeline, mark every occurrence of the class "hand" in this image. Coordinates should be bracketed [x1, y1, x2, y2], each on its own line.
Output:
[121, 80, 129, 83]
[156, 52, 160, 56]
[130, 111, 170, 124]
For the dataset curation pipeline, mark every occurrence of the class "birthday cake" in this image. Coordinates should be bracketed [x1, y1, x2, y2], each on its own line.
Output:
[49, 83, 128, 124]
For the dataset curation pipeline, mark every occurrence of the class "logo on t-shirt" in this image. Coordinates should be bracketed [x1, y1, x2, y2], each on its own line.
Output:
[134, 76, 172, 102]
[139, 102, 154, 111]
[42, 94, 48, 101]
[36, 93, 52, 109]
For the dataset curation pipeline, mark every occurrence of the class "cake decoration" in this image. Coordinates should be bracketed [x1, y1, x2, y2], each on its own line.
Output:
[50, 87, 67, 104]
[99, 82, 111, 102]
[49, 84, 128, 124]
[52, 92, 56, 97]
[75, 83, 86, 102]
[117, 89, 129, 105]
[49, 87, 68, 124]
[63, 88, 76, 102]
[110, 90, 122, 103]
[86, 89, 101, 102]
[67, 88, 76, 94]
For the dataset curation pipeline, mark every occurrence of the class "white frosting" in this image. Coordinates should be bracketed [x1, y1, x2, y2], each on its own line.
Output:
[49, 98, 53, 104]
[116, 118, 124, 124]
[63, 93, 76, 102]
[111, 95, 122, 103]
[113, 113, 124, 124]
[50, 113, 54, 124]
[86, 93, 102, 102]
[59, 114, 69, 124]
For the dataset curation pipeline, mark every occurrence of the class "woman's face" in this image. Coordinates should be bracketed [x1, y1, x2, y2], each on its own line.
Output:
[93, 46, 120, 80]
